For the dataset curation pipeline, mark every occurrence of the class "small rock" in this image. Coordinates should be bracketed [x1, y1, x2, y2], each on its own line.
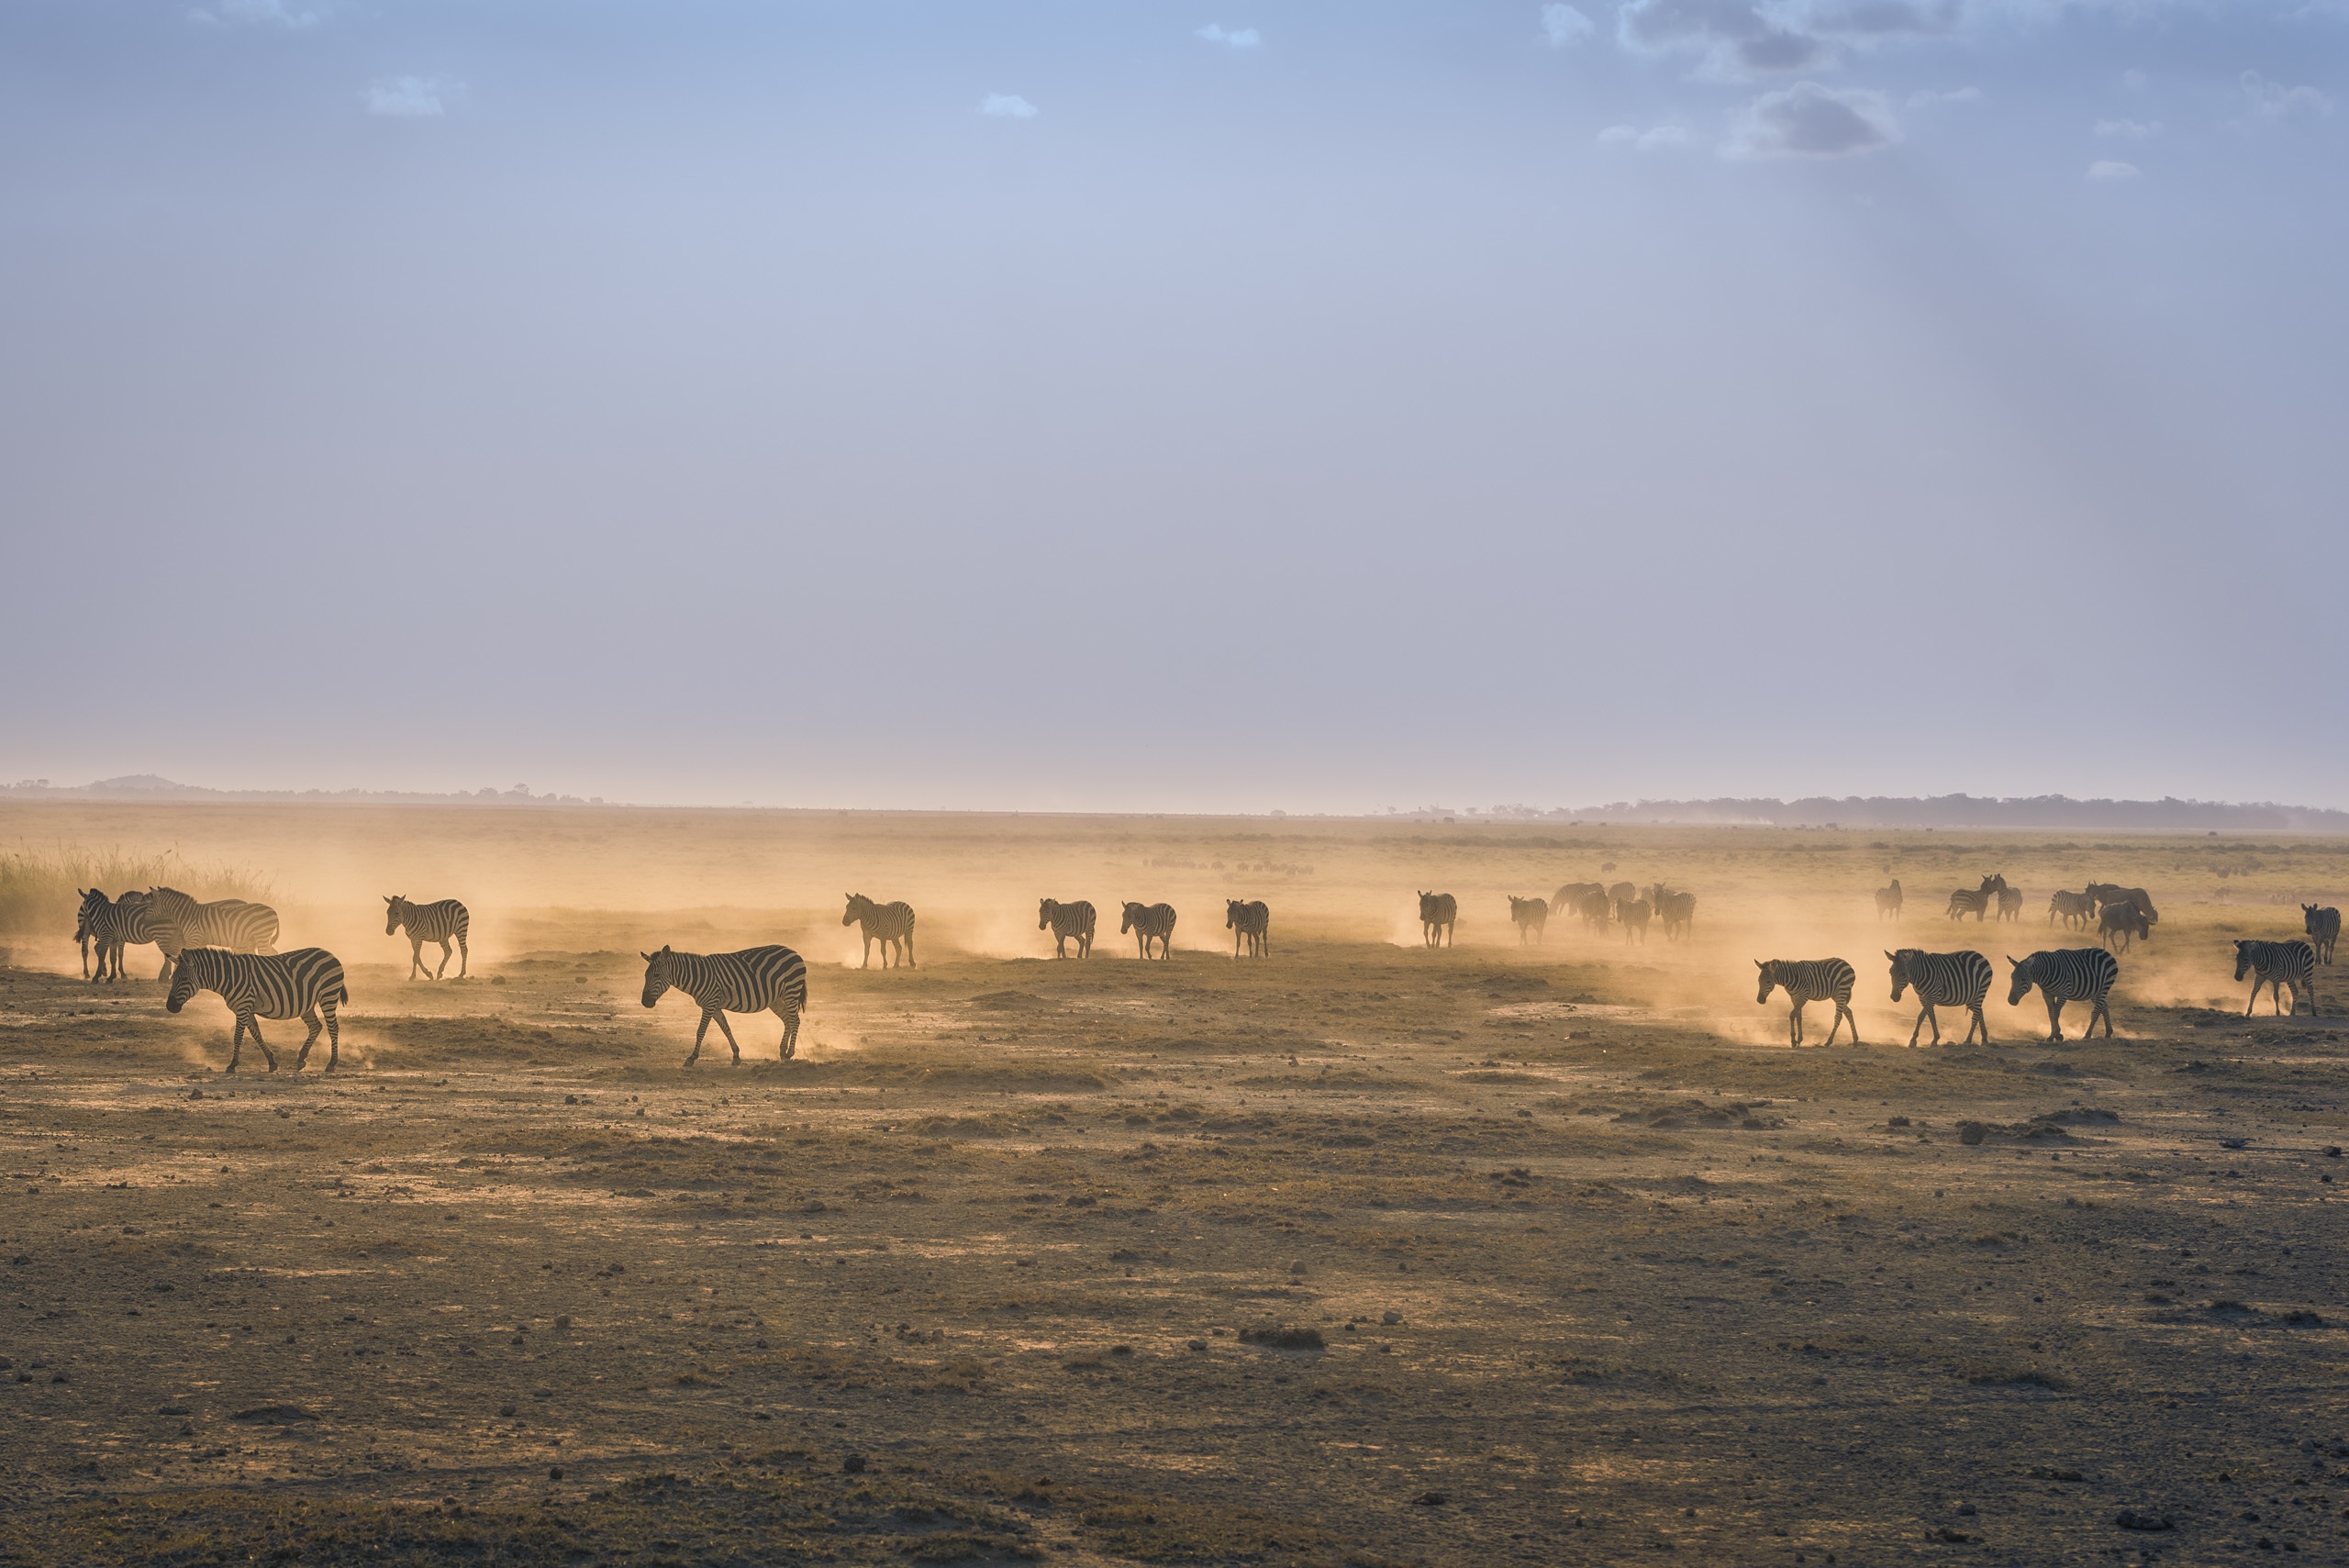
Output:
[1383, 1310, 1403, 1325]
[548, 1466, 563, 1481]
[564, 1095, 578, 1105]
[1187, 1340, 1208, 1352]
[2113, 1510, 2174, 1531]
[188, 1088, 203, 1101]
[1413, 1490, 1449, 1507]
[841, 1454, 866, 1474]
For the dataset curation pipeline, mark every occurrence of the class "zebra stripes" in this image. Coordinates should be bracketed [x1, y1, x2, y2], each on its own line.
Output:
[1617, 897, 1653, 944]
[1995, 887, 2023, 923]
[1122, 901, 1177, 960]
[1875, 880, 1903, 921]
[147, 887, 280, 979]
[1418, 892, 1457, 949]
[1507, 895, 1548, 944]
[1755, 958, 1858, 1047]
[166, 946, 348, 1073]
[2302, 905, 2340, 965]
[1655, 889, 1696, 941]
[640, 944, 808, 1064]
[76, 889, 160, 984]
[1039, 898, 1097, 959]
[2004, 949, 2118, 1041]
[842, 895, 917, 970]
[2235, 940, 2320, 1018]
[1227, 899, 1270, 958]
[1945, 889, 1989, 922]
[1550, 882, 1605, 919]
[1887, 948, 1993, 1046]
[2048, 891, 2094, 930]
[384, 895, 470, 980]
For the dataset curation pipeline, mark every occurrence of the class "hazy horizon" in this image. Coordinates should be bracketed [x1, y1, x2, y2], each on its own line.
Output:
[6, 1, 2342, 814]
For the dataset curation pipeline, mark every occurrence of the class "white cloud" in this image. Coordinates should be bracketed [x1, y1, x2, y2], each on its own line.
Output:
[190, 0, 318, 27]
[2240, 72, 2333, 123]
[1196, 23, 1262, 49]
[1598, 122, 1695, 150]
[364, 75, 454, 117]
[1726, 81, 1898, 156]
[980, 94, 1039, 119]
[2094, 117, 2159, 138]
[2087, 160, 2140, 180]
[1542, 4, 1595, 45]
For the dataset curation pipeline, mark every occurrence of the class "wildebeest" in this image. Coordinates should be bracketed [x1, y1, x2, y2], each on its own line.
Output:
[1226, 898, 1269, 958]
[2099, 899, 2149, 952]
[1418, 892, 1457, 948]
[1507, 895, 1548, 944]
[1875, 880, 1903, 921]
[1039, 897, 1096, 958]
[1654, 889, 1696, 941]
[2087, 884, 2157, 932]
[2048, 890, 2095, 930]
[1617, 897, 1652, 944]
[2302, 904, 2340, 965]
[1754, 958, 1858, 1047]
[1121, 901, 1177, 960]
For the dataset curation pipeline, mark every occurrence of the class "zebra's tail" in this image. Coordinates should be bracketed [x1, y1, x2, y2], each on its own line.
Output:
[336, 984, 350, 1005]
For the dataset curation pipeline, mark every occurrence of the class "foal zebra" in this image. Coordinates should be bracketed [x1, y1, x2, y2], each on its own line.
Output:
[1227, 899, 1270, 958]
[2005, 949, 2118, 1042]
[2302, 905, 2340, 965]
[1039, 898, 1097, 959]
[1122, 902, 1177, 960]
[640, 944, 808, 1064]
[165, 946, 349, 1073]
[841, 895, 916, 969]
[1417, 892, 1457, 948]
[1507, 895, 1548, 944]
[1754, 958, 1858, 1047]
[384, 895, 470, 980]
[2235, 940, 2320, 1018]
[1887, 948, 1993, 1046]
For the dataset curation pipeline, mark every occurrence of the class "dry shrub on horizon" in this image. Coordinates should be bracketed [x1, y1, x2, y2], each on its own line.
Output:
[0, 844, 274, 936]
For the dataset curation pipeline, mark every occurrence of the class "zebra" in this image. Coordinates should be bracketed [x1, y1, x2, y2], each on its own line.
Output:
[1754, 958, 1858, 1047]
[384, 895, 470, 980]
[1617, 897, 1653, 944]
[1549, 882, 1604, 919]
[1507, 895, 1548, 944]
[841, 895, 916, 969]
[1887, 948, 1993, 1047]
[2235, 939, 2320, 1018]
[75, 889, 160, 984]
[1605, 881, 1636, 914]
[165, 946, 348, 1073]
[1995, 886, 2023, 923]
[2301, 904, 2340, 965]
[1945, 888, 1988, 922]
[1227, 899, 1270, 958]
[2048, 890, 2095, 930]
[146, 887, 279, 980]
[1562, 886, 1610, 934]
[2099, 899, 2149, 952]
[1039, 898, 1096, 959]
[1122, 901, 1177, 960]
[1417, 892, 1457, 948]
[2005, 949, 2118, 1042]
[1875, 880, 1903, 921]
[1655, 889, 1696, 941]
[640, 944, 808, 1064]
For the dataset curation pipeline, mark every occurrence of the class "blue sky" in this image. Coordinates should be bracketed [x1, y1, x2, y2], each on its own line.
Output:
[1, 1, 2342, 811]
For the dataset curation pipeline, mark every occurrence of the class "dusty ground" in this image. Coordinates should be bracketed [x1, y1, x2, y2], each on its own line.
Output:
[3, 806, 2349, 1565]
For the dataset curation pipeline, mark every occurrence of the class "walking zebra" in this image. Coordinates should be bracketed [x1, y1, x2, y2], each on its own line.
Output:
[1655, 889, 1697, 941]
[1550, 882, 1604, 919]
[841, 895, 916, 969]
[1039, 898, 1096, 959]
[1875, 880, 1903, 921]
[1122, 901, 1177, 960]
[384, 895, 470, 980]
[146, 887, 279, 980]
[2302, 904, 2340, 965]
[2235, 940, 2320, 1018]
[75, 889, 160, 984]
[1507, 895, 1548, 944]
[1417, 892, 1457, 949]
[1754, 958, 1858, 1047]
[2099, 899, 2149, 952]
[1563, 886, 1611, 934]
[1227, 899, 1270, 958]
[1995, 886, 2023, 923]
[1617, 897, 1653, 944]
[2004, 949, 2117, 1042]
[1605, 881, 1637, 913]
[1886, 948, 1993, 1046]
[165, 946, 348, 1073]
[2048, 890, 2095, 930]
[640, 944, 808, 1064]
[1946, 889, 1988, 922]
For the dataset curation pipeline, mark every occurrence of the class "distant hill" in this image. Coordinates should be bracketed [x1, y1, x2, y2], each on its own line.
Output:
[1418, 795, 2349, 833]
[0, 775, 604, 806]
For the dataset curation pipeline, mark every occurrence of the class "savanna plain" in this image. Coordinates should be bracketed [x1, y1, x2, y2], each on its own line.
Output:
[4, 803, 2349, 1567]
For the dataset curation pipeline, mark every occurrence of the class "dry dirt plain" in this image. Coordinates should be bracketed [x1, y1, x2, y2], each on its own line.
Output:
[4, 805, 2349, 1567]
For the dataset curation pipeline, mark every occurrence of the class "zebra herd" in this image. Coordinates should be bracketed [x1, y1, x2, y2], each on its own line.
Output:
[1757, 947, 2121, 1046]
[1880, 874, 2165, 953]
[1539, 881, 1696, 945]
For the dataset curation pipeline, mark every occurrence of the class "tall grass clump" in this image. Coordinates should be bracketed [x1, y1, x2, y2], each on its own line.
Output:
[0, 845, 274, 937]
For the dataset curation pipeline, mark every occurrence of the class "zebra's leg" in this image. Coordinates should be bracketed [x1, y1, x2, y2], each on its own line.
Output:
[905, 930, 916, 969]
[2044, 995, 2065, 1043]
[227, 1015, 243, 1073]
[685, 1010, 712, 1067]
[245, 1014, 277, 1073]
[322, 1000, 340, 1069]
[1788, 1001, 1804, 1046]
[2244, 983, 2259, 1018]
[1821, 1002, 1846, 1046]
[296, 1006, 322, 1070]
[774, 1004, 798, 1060]
[711, 1010, 743, 1063]
[1841, 1001, 1860, 1045]
[1907, 1007, 1925, 1048]
[1966, 1004, 1987, 1045]
[433, 939, 453, 980]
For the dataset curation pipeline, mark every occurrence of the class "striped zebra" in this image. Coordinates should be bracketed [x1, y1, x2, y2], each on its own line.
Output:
[1617, 897, 1652, 944]
[2048, 890, 2095, 930]
[1995, 886, 2023, 923]
[1507, 895, 1548, 944]
[1417, 892, 1457, 948]
[640, 943, 808, 1064]
[841, 895, 916, 969]
[75, 889, 161, 984]
[1564, 886, 1611, 935]
[2004, 949, 2118, 1042]
[1754, 958, 1858, 1047]
[2235, 940, 2320, 1018]
[2301, 904, 2340, 965]
[1886, 948, 1993, 1047]
[384, 895, 470, 980]
[1606, 881, 1636, 914]
[1550, 882, 1604, 919]
[1945, 888, 1988, 922]
[1121, 901, 1177, 960]
[1039, 898, 1097, 959]
[165, 946, 348, 1073]
[1875, 880, 1903, 921]
[146, 887, 279, 980]
[1655, 889, 1696, 941]
[1227, 899, 1270, 958]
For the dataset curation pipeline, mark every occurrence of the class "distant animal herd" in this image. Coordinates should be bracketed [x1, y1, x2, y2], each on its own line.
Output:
[61, 870, 2344, 1072]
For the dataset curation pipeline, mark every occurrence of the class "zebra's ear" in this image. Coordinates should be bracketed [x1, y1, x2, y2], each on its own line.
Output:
[640, 951, 654, 962]
[1753, 960, 1764, 970]
[2006, 956, 2019, 967]
[1884, 951, 1895, 962]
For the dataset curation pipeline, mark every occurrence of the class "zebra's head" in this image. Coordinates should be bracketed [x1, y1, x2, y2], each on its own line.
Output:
[1886, 950, 1909, 1001]
[1227, 900, 1244, 929]
[384, 895, 409, 936]
[1418, 892, 1439, 922]
[640, 947, 674, 1007]
[1038, 899, 1056, 931]
[2232, 940, 2256, 983]
[1754, 959, 1780, 1004]
[842, 895, 871, 927]
[165, 950, 208, 1013]
[2004, 955, 2035, 1006]
[1120, 902, 1146, 934]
